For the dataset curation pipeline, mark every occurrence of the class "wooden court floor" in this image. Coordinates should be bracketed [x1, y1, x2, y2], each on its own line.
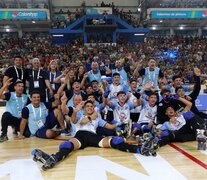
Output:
[0, 107, 207, 180]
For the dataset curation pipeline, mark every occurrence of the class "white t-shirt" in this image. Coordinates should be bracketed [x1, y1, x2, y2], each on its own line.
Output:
[128, 92, 142, 113]
[111, 101, 133, 124]
[138, 104, 157, 124]
[160, 115, 186, 131]
[78, 116, 106, 134]
[108, 84, 125, 102]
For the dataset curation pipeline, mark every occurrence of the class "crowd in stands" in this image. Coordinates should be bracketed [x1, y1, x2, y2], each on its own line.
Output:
[52, 8, 85, 29]
[52, 2, 139, 29]
[0, 0, 48, 9]
[51, 0, 207, 30]
[0, 34, 207, 86]
[146, 0, 207, 8]
[113, 8, 140, 28]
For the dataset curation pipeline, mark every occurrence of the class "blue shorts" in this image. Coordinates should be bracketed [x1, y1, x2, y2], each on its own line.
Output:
[35, 110, 58, 138]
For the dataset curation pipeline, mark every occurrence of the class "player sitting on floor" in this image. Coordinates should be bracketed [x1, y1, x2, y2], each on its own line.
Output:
[32, 100, 157, 170]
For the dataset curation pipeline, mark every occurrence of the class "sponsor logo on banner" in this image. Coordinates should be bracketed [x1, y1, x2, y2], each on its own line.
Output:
[0, 10, 47, 19]
[150, 9, 207, 19]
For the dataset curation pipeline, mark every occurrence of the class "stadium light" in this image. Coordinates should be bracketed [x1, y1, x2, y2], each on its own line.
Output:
[152, 26, 156, 30]
[52, 34, 64, 37]
[180, 26, 184, 30]
[134, 33, 145, 36]
[138, 0, 146, 12]
[6, 28, 10, 32]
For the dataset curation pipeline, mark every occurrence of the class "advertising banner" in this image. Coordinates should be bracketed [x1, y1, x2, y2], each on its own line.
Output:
[195, 95, 207, 111]
[86, 7, 112, 15]
[151, 10, 207, 19]
[0, 10, 47, 19]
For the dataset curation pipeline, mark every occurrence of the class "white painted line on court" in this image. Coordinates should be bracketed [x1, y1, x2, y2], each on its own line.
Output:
[0, 159, 43, 180]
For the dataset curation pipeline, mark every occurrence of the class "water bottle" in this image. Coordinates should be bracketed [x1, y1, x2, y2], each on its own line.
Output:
[197, 129, 206, 150]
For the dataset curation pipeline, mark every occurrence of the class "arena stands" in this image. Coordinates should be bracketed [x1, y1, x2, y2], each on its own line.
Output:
[146, 0, 207, 8]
